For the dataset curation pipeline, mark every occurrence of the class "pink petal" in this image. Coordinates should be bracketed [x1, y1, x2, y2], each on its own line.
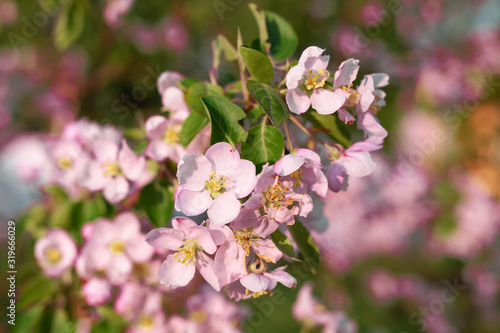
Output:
[159, 255, 196, 288]
[171, 217, 198, 231]
[186, 226, 217, 254]
[157, 71, 183, 95]
[357, 112, 388, 145]
[298, 46, 329, 71]
[145, 140, 172, 162]
[126, 234, 155, 263]
[286, 65, 306, 90]
[302, 167, 328, 197]
[338, 108, 356, 124]
[119, 139, 146, 181]
[296, 148, 322, 168]
[240, 273, 269, 293]
[356, 76, 375, 113]
[310, 89, 346, 115]
[205, 142, 240, 173]
[206, 222, 233, 246]
[195, 252, 221, 291]
[207, 192, 241, 226]
[145, 115, 169, 140]
[175, 189, 213, 216]
[162, 86, 189, 113]
[83, 278, 112, 306]
[252, 238, 282, 263]
[333, 58, 360, 90]
[94, 139, 119, 162]
[273, 154, 304, 176]
[81, 161, 107, 191]
[177, 153, 213, 191]
[145, 228, 185, 250]
[286, 89, 311, 115]
[103, 175, 129, 203]
[224, 159, 257, 198]
[339, 152, 376, 177]
[370, 73, 389, 88]
[214, 240, 247, 286]
[326, 164, 347, 193]
[114, 212, 140, 240]
[263, 266, 297, 288]
[91, 220, 116, 244]
[107, 255, 133, 285]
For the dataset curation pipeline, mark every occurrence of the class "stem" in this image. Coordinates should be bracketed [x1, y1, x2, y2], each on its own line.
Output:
[282, 120, 294, 151]
[289, 115, 328, 147]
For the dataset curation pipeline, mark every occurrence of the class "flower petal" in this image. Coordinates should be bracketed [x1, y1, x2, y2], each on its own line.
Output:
[298, 46, 329, 71]
[145, 115, 169, 140]
[186, 226, 217, 254]
[195, 252, 221, 291]
[158, 255, 196, 288]
[333, 58, 360, 90]
[177, 153, 213, 191]
[119, 139, 146, 181]
[286, 89, 311, 115]
[286, 65, 306, 90]
[103, 176, 129, 203]
[175, 189, 213, 216]
[207, 192, 241, 226]
[240, 273, 269, 293]
[145, 228, 185, 250]
[310, 89, 346, 115]
[273, 154, 305, 176]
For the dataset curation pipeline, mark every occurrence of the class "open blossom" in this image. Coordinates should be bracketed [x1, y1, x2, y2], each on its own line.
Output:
[286, 46, 346, 115]
[81, 139, 146, 203]
[175, 142, 256, 226]
[245, 164, 313, 224]
[326, 140, 382, 192]
[76, 212, 154, 285]
[146, 217, 220, 291]
[273, 148, 328, 197]
[35, 229, 77, 278]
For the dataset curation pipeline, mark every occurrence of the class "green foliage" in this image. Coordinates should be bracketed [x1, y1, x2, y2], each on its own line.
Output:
[241, 122, 284, 172]
[54, 0, 86, 51]
[265, 11, 298, 61]
[305, 111, 351, 147]
[201, 95, 248, 146]
[247, 80, 289, 126]
[179, 111, 209, 147]
[185, 82, 224, 116]
[139, 180, 174, 228]
[271, 229, 296, 258]
[288, 219, 320, 275]
[239, 46, 274, 84]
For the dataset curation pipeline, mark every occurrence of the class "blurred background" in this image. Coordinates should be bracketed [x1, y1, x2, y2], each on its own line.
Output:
[1, 0, 500, 332]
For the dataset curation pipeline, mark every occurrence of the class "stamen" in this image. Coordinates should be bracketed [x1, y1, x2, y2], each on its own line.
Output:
[45, 248, 62, 264]
[304, 68, 330, 91]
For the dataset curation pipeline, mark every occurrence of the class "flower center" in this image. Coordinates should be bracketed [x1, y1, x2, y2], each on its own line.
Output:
[304, 68, 329, 90]
[342, 84, 359, 106]
[102, 161, 121, 177]
[205, 172, 227, 199]
[263, 178, 293, 208]
[163, 125, 182, 145]
[138, 315, 154, 329]
[190, 311, 207, 323]
[58, 157, 73, 170]
[109, 240, 126, 255]
[45, 248, 62, 264]
[289, 169, 303, 187]
[174, 239, 203, 265]
[234, 229, 259, 256]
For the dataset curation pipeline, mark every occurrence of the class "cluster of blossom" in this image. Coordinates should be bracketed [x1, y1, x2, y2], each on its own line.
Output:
[34, 213, 247, 332]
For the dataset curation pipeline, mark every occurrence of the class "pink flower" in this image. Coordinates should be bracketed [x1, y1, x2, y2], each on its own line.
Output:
[104, 0, 135, 27]
[239, 266, 297, 298]
[326, 141, 381, 192]
[50, 139, 89, 197]
[82, 278, 112, 306]
[81, 139, 146, 203]
[145, 217, 220, 290]
[175, 142, 256, 226]
[144, 115, 185, 162]
[245, 164, 313, 224]
[34, 228, 77, 278]
[286, 47, 347, 115]
[157, 71, 190, 121]
[76, 212, 154, 285]
[273, 148, 328, 197]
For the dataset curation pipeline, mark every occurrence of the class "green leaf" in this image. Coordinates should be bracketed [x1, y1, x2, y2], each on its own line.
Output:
[271, 229, 296, 258]
[288, 219, 320, 274]
[246, 104, 265, 120]
[179, 112, 209, 148]
[54, 0, 85, 51]
[249, 3, 270, 53]
[13, 306, 44, 333]
[139, 180, 174, 228]
[247, 80, 289, 126]
[215, 35, 239, 62]
[305, 111, 351, 147]
[177, 78, 198, 91]
[239, 46, 274, 84]
[185, 82, 224, 116]
[17, 274, 57, 310]
[201, 95, 248, 146]
[265, 10, 298, 61]
[241, 122, 284, 172]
